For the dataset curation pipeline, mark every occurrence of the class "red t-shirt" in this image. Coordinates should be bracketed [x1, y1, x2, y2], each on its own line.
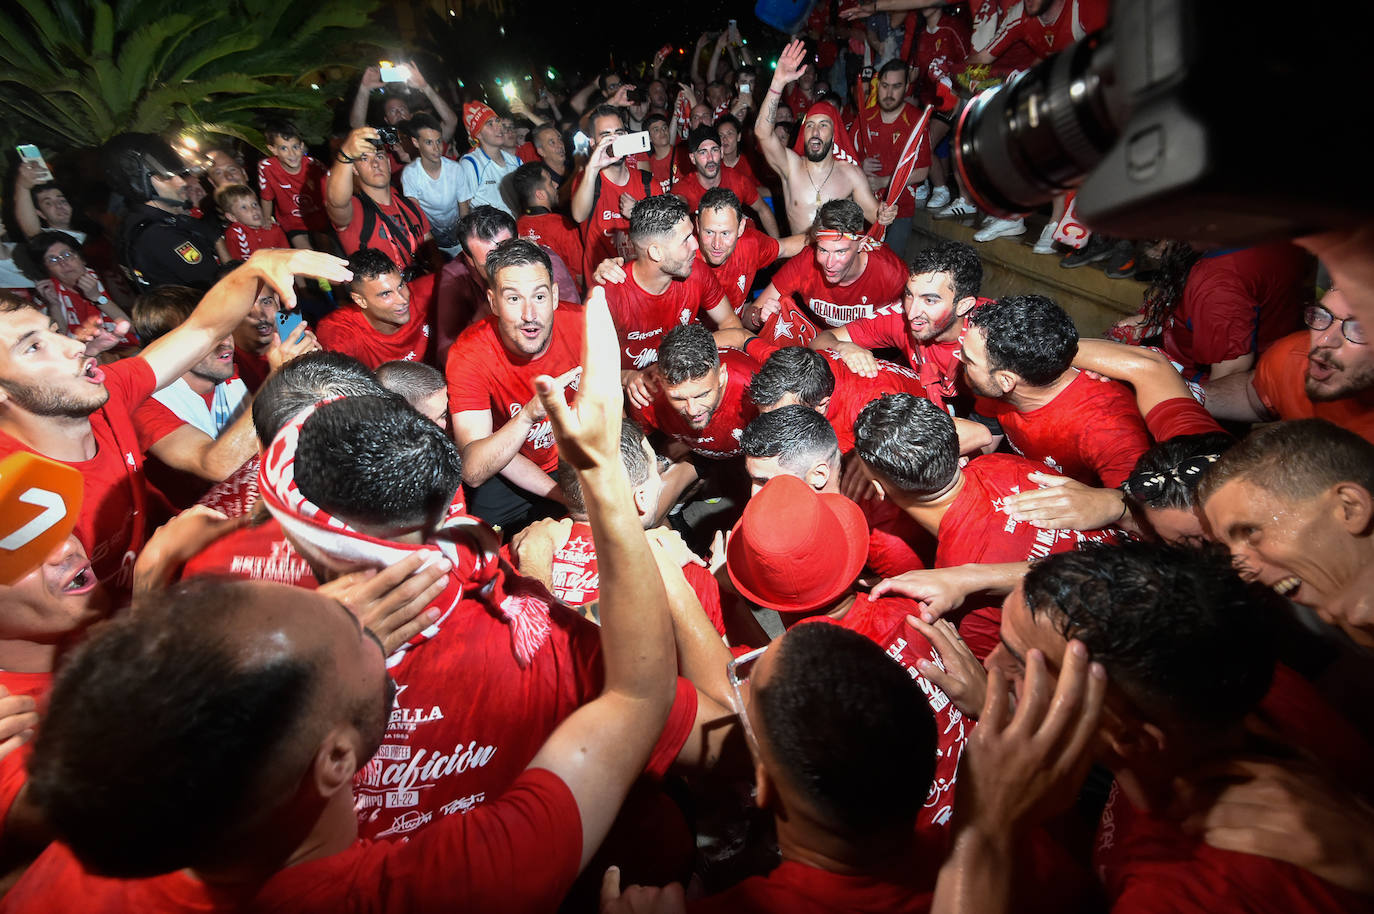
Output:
[936, 454, 1122, 659]
[445, 307, 585, 474]
[724, 156, 761, 192]
[771, 244, 907, 328]
[0, 357, 154, 591]
[977, 371, 1152, 488]
[1162, 243, 1312, 380]
[983, 0, 1108, 66]
[630, 348, 759, 458]
[0, 768, 584, 914]
[854, 103, 933, 218]
[257, 155, 331, 233]
[518, 212, 586, 292]
[671, 167, 760, 215]
[233, 345, 271, 393]
[1145, 396, 1226, 442]
[863, 497, 931, 578]
[0, 670, 51, 852]
[576, 167, 656, 281]
[910, 18, 972, 110]
[817, 348, 924, 453]
[1252, 331, 1374, 445]
[355, 591, 696, 842]
[316, 273, 434, 369]
[599, 263, 727, 371]
[546, 520, 726, 634]
[332, 193, 432, 269]
[800, 596, 969, 835]
[844, 305, 980, 412]
[647, 150, 679, 196]
[699, 226, 781, 316]
[690, 858, 936, 914]
[222, 222, 290, 260]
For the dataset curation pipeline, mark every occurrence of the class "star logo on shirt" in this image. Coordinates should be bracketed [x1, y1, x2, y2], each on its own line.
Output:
[737, 274, 746, 293]
[679, 308, 691, 325]
[773, 318, 794, 340]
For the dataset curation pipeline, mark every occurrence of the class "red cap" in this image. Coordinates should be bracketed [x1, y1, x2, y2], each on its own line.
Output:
[727, 475, 868, 613]
[464, 101, 497, 143]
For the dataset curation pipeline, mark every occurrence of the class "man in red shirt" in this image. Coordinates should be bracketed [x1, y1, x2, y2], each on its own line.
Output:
[571, 105, 660, 281]
[963, 294, 1152, 488]
[0, 249, 350, 594]
[447, 239, 583, 528]
[1, 297, 688, 910]
[316, 247, 434, 369]
[672, 125, 780, 238]
[751, 199, 907, 331]
[596, 194, 749, 381]
[854, 394, 1122, 659]
[325, 126, 432, 275]
[812, 239, 983, 413]
[1203, 285, 1374, 444]
[854, 60, 932, 259]
[644, 113, 680, 196]
[695, 188, 807, 317]
[629, 323, 759, 461]
[513, 162, 585, 294]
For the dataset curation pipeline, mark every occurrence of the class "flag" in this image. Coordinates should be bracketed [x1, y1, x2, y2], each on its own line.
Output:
[870, 105, 934, 242]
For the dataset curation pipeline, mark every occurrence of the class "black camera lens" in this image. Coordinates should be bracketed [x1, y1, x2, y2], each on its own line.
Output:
[953, 31, 1123, 217]
[375, 125, 399, 146]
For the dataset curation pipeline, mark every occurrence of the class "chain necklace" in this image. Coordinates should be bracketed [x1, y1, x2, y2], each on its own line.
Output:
[806, 156, 836, 205]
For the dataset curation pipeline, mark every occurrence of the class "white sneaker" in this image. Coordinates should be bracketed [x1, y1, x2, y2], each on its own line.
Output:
[973, 217, 1027, 242]
[913, 182, 930, 204]
[926, 186, 951, 210]
[1032, 221, 1058, 254]
[937, 196, 976, 218]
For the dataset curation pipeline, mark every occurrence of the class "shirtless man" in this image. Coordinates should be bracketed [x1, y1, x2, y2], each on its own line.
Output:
[754, 39, 896, 234]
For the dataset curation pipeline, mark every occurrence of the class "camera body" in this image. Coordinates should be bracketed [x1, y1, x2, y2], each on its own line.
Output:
[374, 125, 399, 147]
[955, 0, 1371, 246]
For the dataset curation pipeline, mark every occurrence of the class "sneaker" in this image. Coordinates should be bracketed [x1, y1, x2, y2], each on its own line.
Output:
[913, 182, 930, 204]
[926, 186, 951, 210]
[1059, 234, 1113, 269]
[1103, 240, 1139, 279]
[973, 216, 1026, 242]
[1032, 221, 1058, 254]
[937, 196, 976, 218]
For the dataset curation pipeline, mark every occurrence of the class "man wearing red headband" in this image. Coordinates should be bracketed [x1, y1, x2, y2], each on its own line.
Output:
[754, 40, 897, 234]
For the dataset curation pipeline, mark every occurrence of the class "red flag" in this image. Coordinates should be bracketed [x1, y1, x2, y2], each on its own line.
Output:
[870, 105, 934, 242]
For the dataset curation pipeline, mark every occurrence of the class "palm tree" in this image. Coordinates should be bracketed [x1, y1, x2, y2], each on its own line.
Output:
[0, 0, 383, 152]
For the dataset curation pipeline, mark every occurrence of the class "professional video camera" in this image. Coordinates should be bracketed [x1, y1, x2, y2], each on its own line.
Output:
[953, 0, 1370, 246]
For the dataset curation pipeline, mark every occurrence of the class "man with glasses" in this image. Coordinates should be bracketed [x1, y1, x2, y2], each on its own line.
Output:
[1205, 286, 1374, 443]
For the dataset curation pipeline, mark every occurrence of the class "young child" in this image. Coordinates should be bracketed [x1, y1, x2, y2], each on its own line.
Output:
[217, 184, 290, 261]
[257, 120, 331, 251]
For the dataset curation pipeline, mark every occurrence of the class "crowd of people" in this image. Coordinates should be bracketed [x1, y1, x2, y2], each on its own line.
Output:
[1, 1, 1373, 911]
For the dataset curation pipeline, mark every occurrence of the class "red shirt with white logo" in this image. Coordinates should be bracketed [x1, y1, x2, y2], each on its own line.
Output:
[698, 226, 781, 316]
[575, 167, 656, 281]
[771, 244, 907, 328]
[647, 151, 679, 195]
[817, 349, 925, 453]
[844, 304, 979, 411]
[982, 0, 1108, 67]
[599, 264, 727, 371]
[976, 371, 1152, 488]
[445, 306, 585, 474]
[671, 167, 760, 214]
[0, 357, 154, 592]
[854, 102, 932, 218]
[222, 222, 290, 260]
[910, 17, 972, 110]
[316, 273, 435, 370]
[257, 155, 330, 233]
[936, 454, 1122, 658]
[518, 211, 586, 292]
[631, 347, 759, 459]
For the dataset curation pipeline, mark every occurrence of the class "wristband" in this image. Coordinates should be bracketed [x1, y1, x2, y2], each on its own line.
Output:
[767, 87, 782, 95]
[336, 152, 357, 164]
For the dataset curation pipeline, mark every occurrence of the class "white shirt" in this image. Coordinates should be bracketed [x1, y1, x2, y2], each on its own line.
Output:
[454, 147, 521, 216]
[401, 157, 463, 248]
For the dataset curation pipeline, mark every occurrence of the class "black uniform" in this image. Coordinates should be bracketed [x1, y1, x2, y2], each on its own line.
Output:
[121, 204, 221, 290]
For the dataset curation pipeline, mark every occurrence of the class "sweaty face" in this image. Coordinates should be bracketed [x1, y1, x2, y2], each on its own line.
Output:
[664, 368, 725, 429]
[697, 206, 743, 267]
[234, 288, 280, 354]
[803, 117, 834, 163]
[656, 217, 699, 280]
[190, 336, 236, 384]
[692, 140, 722, 181]
[352, 145, 391, 190]
[1203, 477, 1361, 613]
[354, 270, 412, 329]
[903, 271, 964, 344]
[0, 535, 110, 644]
[814, 235, 860, 284]
[1305, 289, 1374, 402]
[490, 261, 558, 357]
[207, 152, 248, 189]
[465, 229, 515, 285]
[414, 127, 444, 165]
[270, 136, 305, 171]
[0, 307, 109, 419]
[384, 98, 411, 125]
[34, 188, 73, 228]
[41, 242, 86, 288]
[227, 196, 265, 228]
[877, 72, 908, 113]
[958, 327, 1003, 399]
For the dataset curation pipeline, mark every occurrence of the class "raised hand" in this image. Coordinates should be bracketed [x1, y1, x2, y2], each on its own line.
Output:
[774, 39, 809, 86]
[534, 287, 622, 472]
[243, 248, 352, 313]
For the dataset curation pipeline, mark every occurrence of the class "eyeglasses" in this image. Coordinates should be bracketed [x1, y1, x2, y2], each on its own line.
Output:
[1305, 304, 1366, 345]
[44, 251, 78, 265]
[726, 645, 768, 757]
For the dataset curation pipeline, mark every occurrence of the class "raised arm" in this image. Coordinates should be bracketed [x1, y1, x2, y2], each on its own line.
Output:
[407, 63, 459, 143]
[325, 128, 380, 229]
[349, 66, 384, 129]
[571, 135, 616, 224]
[526, 287, 678, 869]
[1073, 339, 1196, 418]
[754, 39, 808, 177]
[12, 163, 48, 239]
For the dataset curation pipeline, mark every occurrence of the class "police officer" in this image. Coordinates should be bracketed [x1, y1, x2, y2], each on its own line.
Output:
[101, 133, 221, 290]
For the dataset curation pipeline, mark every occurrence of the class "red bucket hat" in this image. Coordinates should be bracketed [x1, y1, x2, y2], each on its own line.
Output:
[726, 475, 869, 613]
[463, 101, 497, 142]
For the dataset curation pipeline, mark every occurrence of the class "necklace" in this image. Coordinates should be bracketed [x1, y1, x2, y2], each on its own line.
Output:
[807, 156, 836, 205]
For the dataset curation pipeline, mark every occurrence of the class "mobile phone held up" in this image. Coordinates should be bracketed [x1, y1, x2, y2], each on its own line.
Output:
[16, 145, 54, 183]
[378, 61, 411, 83]
[610, 131, 651, 159]
[277, 310, 305, 343]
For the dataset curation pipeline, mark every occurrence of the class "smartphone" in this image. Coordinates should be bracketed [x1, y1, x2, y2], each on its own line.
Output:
[277, 310, 305, 342]
[501, 83, 517, 101]
[379, 62, 411, 83]
[610, 131, 651, 158]
[16, 145, 53, 183]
